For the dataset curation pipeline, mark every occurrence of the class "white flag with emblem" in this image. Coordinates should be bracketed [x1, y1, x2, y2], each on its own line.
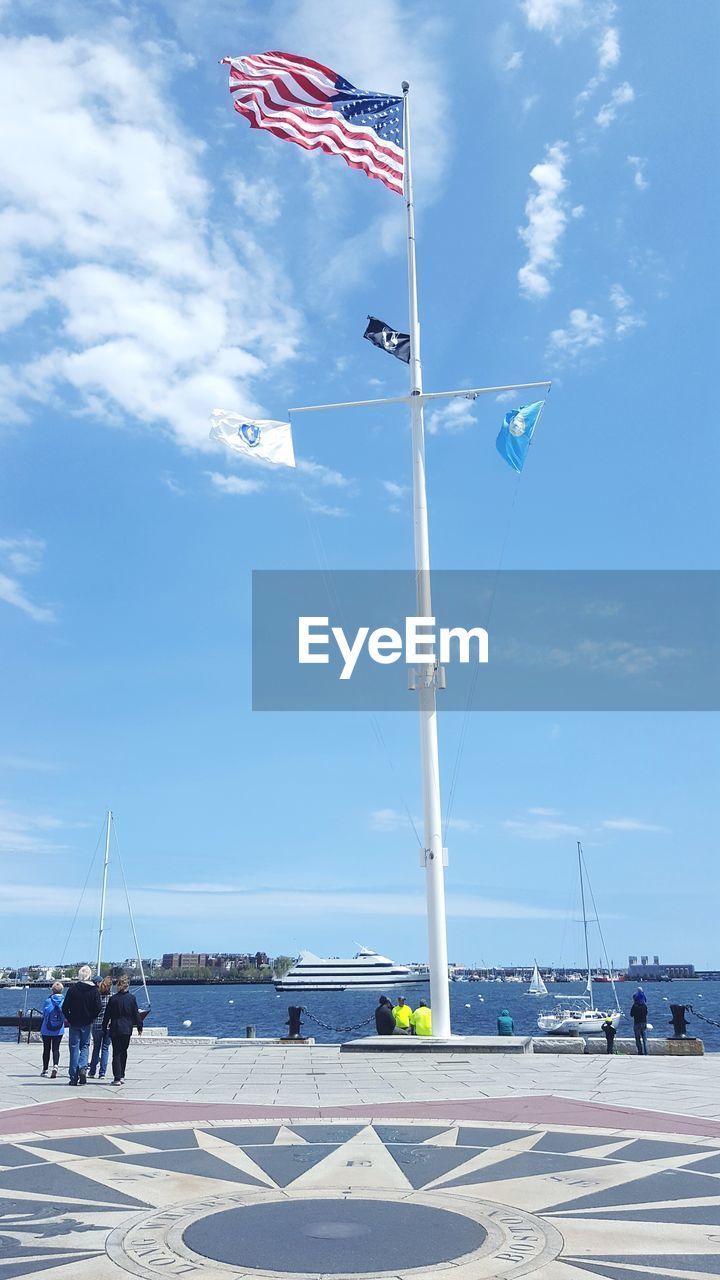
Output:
[210, 409, 296, 468]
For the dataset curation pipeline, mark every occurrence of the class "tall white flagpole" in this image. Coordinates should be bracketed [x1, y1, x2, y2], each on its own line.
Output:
[96, 809, 111, 976]
[402, 81, 451, 1038]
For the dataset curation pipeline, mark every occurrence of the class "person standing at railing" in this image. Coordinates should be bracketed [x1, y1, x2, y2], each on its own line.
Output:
[39, 981, 65, 1079]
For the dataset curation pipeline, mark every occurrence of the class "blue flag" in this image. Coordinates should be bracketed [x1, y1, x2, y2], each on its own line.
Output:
[496, 401, 544, 473]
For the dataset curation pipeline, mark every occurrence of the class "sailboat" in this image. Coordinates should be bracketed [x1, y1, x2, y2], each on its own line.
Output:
[537, 842, 621, 1036]
[77, 811, 151, 1018]
[526, 962, 548, 997]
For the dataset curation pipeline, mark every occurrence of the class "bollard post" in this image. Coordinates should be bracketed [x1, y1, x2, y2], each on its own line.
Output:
[286, 1006, 303, 1039]
[246, 1025, 256, 1039]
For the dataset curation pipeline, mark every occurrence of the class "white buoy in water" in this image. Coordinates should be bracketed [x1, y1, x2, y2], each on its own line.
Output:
[229, 1000, 234, 1004]
[182, 1019, 192, 1027]
[465, 1003, 471, 1008]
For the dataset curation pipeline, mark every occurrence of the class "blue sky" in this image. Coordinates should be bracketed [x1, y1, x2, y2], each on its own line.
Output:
[1, 0, 718, 968]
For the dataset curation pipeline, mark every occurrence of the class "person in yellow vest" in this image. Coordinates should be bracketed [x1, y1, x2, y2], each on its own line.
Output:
[411, 999, 432, 1037]
[392, 996, 413, 1032]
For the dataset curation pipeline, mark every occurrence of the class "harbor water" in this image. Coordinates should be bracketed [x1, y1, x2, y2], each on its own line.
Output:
[3, 980, 720, 1048]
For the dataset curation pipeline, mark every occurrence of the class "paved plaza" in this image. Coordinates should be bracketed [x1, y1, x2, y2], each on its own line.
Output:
[1, 1044, 717, 1274]
[2, 1041, 720, 1277]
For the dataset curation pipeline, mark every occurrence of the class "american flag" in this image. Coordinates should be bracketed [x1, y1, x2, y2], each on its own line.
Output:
[221, 51, 404, 195]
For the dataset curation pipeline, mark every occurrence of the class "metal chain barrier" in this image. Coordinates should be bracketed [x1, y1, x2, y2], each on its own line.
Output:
[687, 1005, 720, 1031]
[300, 1007, 376, 1034]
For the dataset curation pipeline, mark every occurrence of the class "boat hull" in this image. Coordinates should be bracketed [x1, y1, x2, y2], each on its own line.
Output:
[538, 1010, 622, 1035]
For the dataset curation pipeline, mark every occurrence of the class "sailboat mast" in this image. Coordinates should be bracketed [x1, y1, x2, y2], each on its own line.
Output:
[578, 840, 592, 1003]
[96, 810, 111, 976]
[402, 82, 451, 1038]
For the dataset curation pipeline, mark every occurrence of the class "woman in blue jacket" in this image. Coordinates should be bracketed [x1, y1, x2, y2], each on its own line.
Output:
[40, 982, 66, 1078]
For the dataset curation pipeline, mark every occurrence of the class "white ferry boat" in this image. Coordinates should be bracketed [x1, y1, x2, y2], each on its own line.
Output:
[274, 947, 430, 992]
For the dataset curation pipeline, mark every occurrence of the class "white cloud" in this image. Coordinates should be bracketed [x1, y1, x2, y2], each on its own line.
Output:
[369, 807, 478, 834]
[571, 204, 585, 218]
[302, 497, 347, 518]
[627, 155, 649, 191]
[0, 880, 568, 921]
[609, 283, 645, 337]
[230, 173, 282, 225]
[598, 25, 621, 70]
[528, 807, 563, 816]
[505, 50, 524, 72]
[547, 307, 606, 359]
[504, 816, 584, 840]
[204, 471, 265, 496]
[295, 459, 351, 488]
[522, 94, 540, 113]
[0, 34, 301, 450]
[522, 0, 587, 35]
[0, 536, 54, 623]
[382, 480, 409, 499]
[161, 474, 185, 497]
[595, 81, 635, 128]
[0, 804, 69, 854]
[601, 818, 669, 834]
[517, 142, 570, 300]
[427, 399, 477, 436]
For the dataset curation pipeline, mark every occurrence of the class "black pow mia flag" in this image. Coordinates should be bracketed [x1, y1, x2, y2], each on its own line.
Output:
[363, 316, 411, 364]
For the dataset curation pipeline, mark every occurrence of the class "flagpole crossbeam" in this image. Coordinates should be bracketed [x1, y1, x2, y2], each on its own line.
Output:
[289, 380, 551, 418]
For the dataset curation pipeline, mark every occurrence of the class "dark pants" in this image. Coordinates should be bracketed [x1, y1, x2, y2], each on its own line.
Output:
[111, 1033, 131, 1081]
[634, 1026, 648, 1055]
[42, 1036, 61, 1070]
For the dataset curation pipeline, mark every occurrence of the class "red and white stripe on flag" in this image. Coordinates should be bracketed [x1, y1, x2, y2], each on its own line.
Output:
[221, 51, 404, 195]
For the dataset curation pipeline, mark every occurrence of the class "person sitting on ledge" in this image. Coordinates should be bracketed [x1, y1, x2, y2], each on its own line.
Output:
[375, 996, 395, 1036]
[411, 999, 432, 1037]
[497, 1008, 515, 1036]
[392, 995, 413, 1034]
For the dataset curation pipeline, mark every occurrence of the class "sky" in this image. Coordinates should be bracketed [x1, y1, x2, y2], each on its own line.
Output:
[1, 0, 718, 969]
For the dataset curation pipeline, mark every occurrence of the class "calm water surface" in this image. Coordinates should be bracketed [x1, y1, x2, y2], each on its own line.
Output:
[3, 979, 719, 1048]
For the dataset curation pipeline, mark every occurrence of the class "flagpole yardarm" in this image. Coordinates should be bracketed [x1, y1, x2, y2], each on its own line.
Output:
[289, 380, 552, 416]
[403, 80, 452, 1040]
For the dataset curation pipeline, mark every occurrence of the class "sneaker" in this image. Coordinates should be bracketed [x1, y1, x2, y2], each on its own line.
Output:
[88, 1069, 96, 1078]
[68, 1078, 78, 1086]
[111, 1079, 122, 1086]
[120, 1077, 125, 1084]
[41, 1070, 48, 1077]
[78, 1072, 87, 1086]
[51, 1069, 57, 1079]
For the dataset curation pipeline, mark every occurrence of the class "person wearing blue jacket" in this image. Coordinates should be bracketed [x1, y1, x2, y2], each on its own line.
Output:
[40, 982, 65, 1078]
[497, 1009, 515, 1036]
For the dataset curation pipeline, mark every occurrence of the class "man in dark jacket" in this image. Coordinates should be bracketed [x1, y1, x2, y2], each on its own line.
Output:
[375, 996, 395, 1036]
[63, 964, 102, 1086]
[102, 975, 143, 1085]
[630, 993, 648, 1055]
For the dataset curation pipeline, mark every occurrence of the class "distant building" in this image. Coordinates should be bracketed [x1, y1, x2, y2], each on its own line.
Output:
[627, 956, 695, 980]
[161, 953, 208, 970]
[161, 952, 270, 971]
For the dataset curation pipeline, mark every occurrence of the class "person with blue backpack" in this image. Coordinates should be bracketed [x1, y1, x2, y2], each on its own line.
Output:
[40, 981, 66, 1078]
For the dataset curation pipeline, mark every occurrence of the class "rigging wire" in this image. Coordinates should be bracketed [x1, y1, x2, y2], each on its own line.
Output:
[580, 844, 621, 1010]
[301, 494, 423, 847]
[59, 818, 105, 966]
[442, 471, 524, 842]
[111, 820, 151, 1009]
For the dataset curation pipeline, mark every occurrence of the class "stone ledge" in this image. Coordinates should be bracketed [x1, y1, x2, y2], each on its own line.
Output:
[341, 1035, 534, 1054]
[532, 1037, 585, 1054]
[584, 1037, 705, 1056]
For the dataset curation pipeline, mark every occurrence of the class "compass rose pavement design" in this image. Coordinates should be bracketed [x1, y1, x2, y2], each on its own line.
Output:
[2, 1118, 720, 1279]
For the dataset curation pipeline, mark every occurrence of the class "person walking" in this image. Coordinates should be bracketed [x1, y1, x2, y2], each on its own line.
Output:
[410, 999, 432, 1037]
[39, 981, 65, 1078]
[88, 976, 112, 1079]
[497, 1008, 515, 1036]
[392, 996, 413, 1033]
[63, 965, 102, 1086]
[375, 996, 395, 1036]
[102, 975, 143, 1085]
[630, 990, 648, 1055]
